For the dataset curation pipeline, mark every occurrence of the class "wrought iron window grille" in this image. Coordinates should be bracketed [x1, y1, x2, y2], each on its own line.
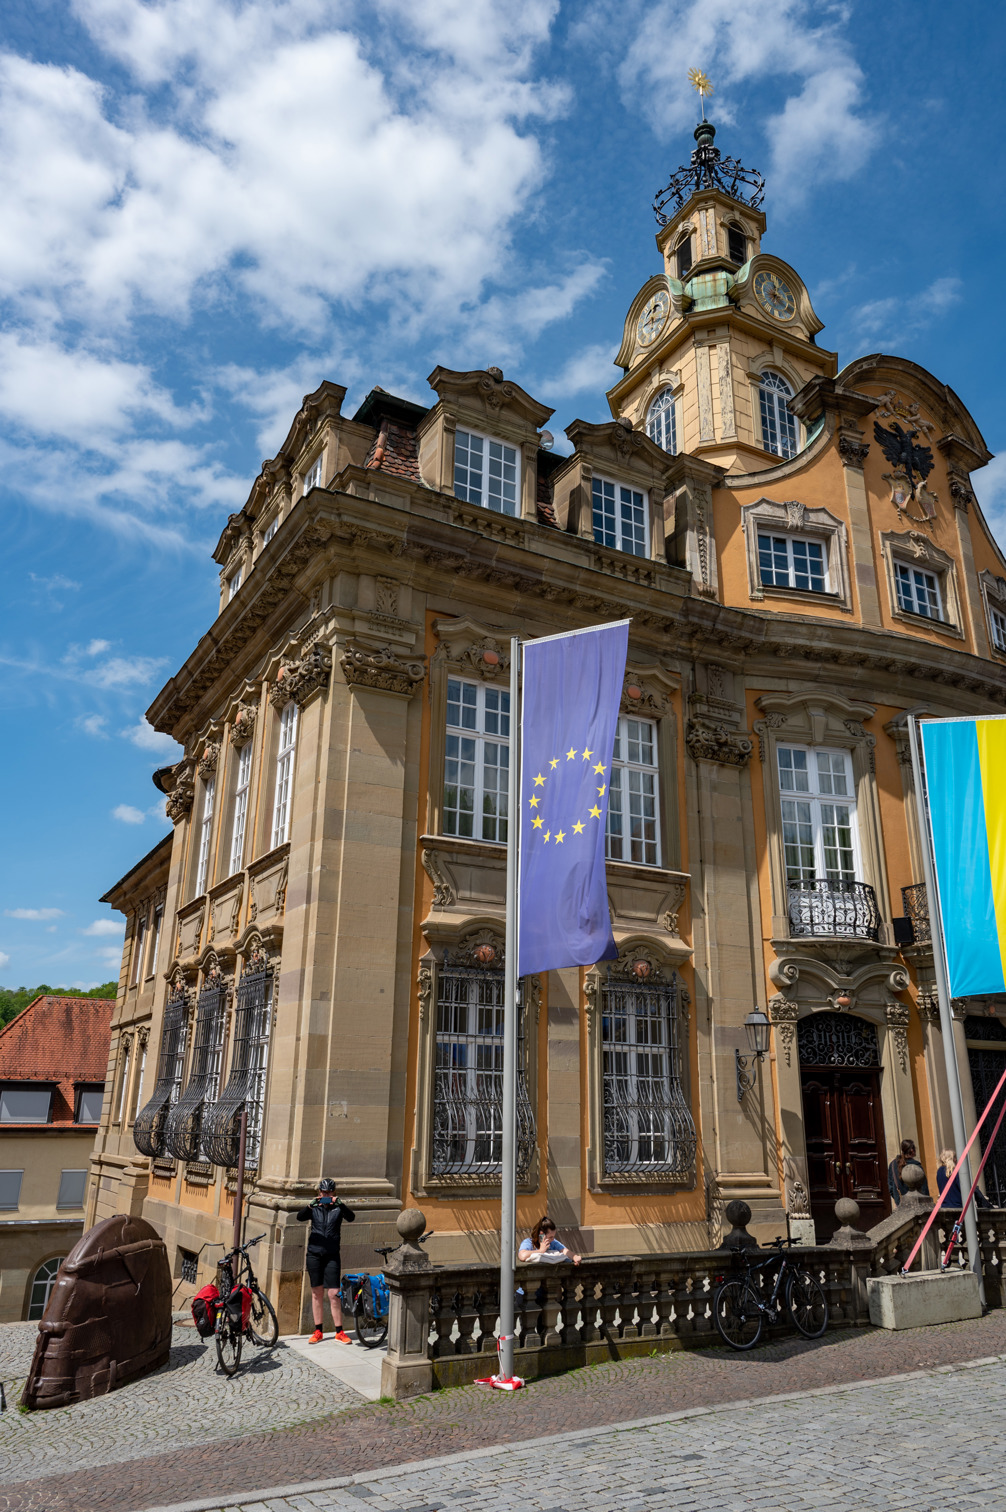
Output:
[798, 1012, 879, 1069]
[133, 990, 189, 1159]
[900, 882, 931, 946]
[600, 973, 696, 1180]
[202, 969, 273, 1167]
[787, 878, 880, 941]
[431, 955, 536, 1183]
[163, 984, 227, 1162]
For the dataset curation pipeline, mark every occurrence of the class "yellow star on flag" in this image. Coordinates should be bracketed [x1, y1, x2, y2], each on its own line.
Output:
[566, 747, 577, 760]
[572, 820, 585, 834]
[544, 830, 551, 842]
[533, 815, 543, 829]
[529, 795, 539, 808]
[549, 757, 559, 769]
[593, 762, 606, 774]
[534, 773, 545, 787]
[589, 805, 601, 819]
[555, 830, 565, 844]
[582, 748, 594, 761]
[597, 783, 606, 797]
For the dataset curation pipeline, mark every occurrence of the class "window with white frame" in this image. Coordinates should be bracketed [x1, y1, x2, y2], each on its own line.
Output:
[592, 476, 648, 557]
[230, 741, 252, 875]
[894, 561, 942, 620]
[227, 567, 242, 601]
[778, 746, 857, 883]
[600, 975, 695, 1178]
[271, 701, 298, 848]
[131, 1037, 147, 1123]
[263, 515, 279, 545]
[443, 678, 509, 843]
[759, 371, 798, 460]
[148, 904, 162, 978]
[194, 776, 216, 896]
[453, 429, 519, 515]
[757, 533, 828, 593]
[991, 604, 1006, 653]
[27, 1256, 63, 1317]
[646, 388, 677, 455]
[606, 715, 660, 866]
[303, 453, 324, 492]
[130, 913, 147, 986]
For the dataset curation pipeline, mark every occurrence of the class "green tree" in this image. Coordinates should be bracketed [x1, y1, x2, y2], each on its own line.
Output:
[0, 982, 117, 1030]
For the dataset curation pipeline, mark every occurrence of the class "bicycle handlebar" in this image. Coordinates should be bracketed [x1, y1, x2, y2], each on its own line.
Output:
[765, 1235, 801, 1249]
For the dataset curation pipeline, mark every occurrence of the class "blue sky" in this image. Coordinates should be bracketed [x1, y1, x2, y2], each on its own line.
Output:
[1, 0, 1004, 987]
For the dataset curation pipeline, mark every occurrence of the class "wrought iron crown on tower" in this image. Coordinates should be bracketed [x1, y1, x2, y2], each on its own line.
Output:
[653, 120, 766, 225]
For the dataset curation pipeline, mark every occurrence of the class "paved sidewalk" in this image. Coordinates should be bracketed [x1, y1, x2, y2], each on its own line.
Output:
[282, 1333, 386, 1401]
[151, 1354, 1006, 1512]
[6, 1311, 1006, 1511]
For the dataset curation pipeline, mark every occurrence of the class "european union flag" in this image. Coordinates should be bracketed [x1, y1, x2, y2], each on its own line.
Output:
[517, 620, 629, 977]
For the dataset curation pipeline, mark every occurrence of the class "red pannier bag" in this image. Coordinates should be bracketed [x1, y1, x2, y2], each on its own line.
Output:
[225, 1285, 252, 1330]
[191, 1283, 221, 1338]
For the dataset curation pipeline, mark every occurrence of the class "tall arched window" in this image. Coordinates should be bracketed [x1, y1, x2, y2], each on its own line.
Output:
[27, 1257, 65, 1320]
[759, 371, 798, 460]
[646, 388, 677, 455]
[727, 222, 747, 265]
[675, 235, 693, 280]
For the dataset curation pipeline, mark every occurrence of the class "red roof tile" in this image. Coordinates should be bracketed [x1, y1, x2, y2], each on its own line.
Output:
[364, 420, 421, 482]
[0, 996, 113, 1125]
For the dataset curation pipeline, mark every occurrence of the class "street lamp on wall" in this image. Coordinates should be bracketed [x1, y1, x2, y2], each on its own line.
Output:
[735, 1009, 772, 1103]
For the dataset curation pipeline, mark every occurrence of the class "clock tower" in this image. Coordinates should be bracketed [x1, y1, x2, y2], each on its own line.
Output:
[608, 119, 837, 475]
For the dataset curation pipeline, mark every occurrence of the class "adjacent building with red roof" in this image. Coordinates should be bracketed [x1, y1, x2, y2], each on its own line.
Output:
[0, 994, 113, 1321]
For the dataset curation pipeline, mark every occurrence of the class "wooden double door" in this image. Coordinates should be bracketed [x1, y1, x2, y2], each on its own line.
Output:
[800, 1066, 890, 1240]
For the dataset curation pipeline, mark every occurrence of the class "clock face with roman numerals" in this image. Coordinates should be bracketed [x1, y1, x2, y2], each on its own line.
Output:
[754, 270, 797, 322]
[636, 289, 670, 347]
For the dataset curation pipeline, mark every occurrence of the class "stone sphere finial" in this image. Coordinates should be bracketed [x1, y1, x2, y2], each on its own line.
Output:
[720, 1198, 759, 1252]
[901, 1161, 925, 1193]
[834, 1196, 860, 1228]
[396, 1207, 426, 1244]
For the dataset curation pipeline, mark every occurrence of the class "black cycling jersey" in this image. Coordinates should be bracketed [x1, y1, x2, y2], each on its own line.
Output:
[296, 1197, 356, 1257]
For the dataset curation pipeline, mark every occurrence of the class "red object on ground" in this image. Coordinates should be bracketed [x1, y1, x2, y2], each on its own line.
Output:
[308, 1329, 324, 1343]
[191, 1284, 221, 1338]
[333, 1329, 352, 1344]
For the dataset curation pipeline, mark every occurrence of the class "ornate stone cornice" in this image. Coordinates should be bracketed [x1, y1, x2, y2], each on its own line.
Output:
[163, 762, 195, 824]
[269, 644, 332, 708]
[341, 643, 425, 696]
[685, 718, 753, 766]
[838, 433, 871, 468]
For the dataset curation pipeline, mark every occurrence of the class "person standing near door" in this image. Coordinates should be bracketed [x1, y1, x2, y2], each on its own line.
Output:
[297, 1178, 356, 1343]
[888, 1139, 930, 1205]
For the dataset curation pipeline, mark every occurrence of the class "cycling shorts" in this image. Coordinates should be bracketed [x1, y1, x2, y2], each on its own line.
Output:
[306, 1253, 341, 1289]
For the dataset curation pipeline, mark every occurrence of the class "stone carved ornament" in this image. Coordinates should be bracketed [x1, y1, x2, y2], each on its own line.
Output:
[782, 1155, 812, 1219]
[421, 849, 456, 909]
[685, 719, 754, 767]
[341, 643, 425, 695]
[230, 700, 258, 747]
[661, 882, 687, 938]
[163, 762, 195, 824]
[621, 670, 670, 716]
[269, 644, 332, 708]
[886, 1001, 911, 1073]
[197, 741, 220, 779]
[769, 995, 799, 1067]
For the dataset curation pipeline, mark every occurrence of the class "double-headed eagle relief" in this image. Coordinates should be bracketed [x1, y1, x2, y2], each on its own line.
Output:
[873, 391, 939, 523]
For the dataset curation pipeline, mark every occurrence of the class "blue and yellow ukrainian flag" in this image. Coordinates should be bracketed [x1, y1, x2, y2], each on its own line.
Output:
[921, 714, 1006, 998]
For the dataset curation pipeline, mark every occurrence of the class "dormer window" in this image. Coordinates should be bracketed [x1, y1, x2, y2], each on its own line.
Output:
[759, 371, 798, 460]
[727, 223, 747, 265]
[592, 476, 648, 558]
[303, 454, 324, 492]
[675, 235, 693, 280]
[227, 567, 242, 601]
[646, 389, 677, 454]
[454, 429, 519, 516]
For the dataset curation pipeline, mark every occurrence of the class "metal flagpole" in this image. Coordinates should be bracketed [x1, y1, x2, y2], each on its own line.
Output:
[907, 715, 984, 1300]
[498, 634, 522, 1384]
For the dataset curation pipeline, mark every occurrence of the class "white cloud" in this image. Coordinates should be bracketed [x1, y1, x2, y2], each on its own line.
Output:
[86, 639, 112, 655]
[0, 951, 9, 970]
[95, 945, 124, 967]
[121, 718, 181, 756]
[79, 713, 109, 737]
[112, 803, 147, 824]
[844, 276, 964, 350]
[82, 917, 125, 935]
[541, 342, 619, 399]
[5, 907, 65, 921]
[86, 655, 166, 689]
[601, 0, 874, 206]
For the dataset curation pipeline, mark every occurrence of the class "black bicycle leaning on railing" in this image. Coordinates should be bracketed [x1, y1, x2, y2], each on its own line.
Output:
[213, 1233, 279, 1376]
[713, 1236, 829, 1350]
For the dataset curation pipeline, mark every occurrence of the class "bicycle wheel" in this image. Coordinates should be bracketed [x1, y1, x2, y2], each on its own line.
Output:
[714, 1279, 763, 1350]
[355, 1302, 388, 1349]
[785, 1268, 829, 1338]
[216, 1315, 243, 1376]
[248, 1288, 279, 1348]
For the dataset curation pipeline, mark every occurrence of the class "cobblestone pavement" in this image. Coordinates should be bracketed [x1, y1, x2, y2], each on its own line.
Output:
[5, 1311, 1006, 1512]
[0, 1324, 361, 1485]
[173, 1354, 1006, 1512]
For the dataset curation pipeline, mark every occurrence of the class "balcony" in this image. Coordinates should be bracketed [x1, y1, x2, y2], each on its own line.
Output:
[896, 882, 931, 947]
[787, 879, 880, 941]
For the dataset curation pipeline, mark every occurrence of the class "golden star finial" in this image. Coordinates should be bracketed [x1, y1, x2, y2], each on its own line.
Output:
[688, 68, 713, 120]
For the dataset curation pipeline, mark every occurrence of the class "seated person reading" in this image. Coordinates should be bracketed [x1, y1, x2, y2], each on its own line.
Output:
[518, 1215, 581, 1266]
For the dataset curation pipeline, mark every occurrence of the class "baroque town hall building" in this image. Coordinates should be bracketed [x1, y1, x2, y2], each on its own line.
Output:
[90, 119, 1006, 1331]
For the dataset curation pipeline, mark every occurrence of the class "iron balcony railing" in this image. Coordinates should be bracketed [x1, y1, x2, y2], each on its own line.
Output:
[901, 882, 931, 946]
[787, 879, 880, 942]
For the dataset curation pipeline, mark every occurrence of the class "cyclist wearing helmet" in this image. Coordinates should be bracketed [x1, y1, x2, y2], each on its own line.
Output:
[297, 1178, 356, 1343]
